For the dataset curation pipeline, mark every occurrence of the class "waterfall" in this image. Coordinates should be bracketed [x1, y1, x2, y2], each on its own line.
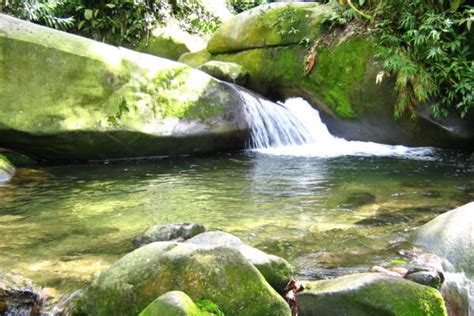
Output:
[240, 91, 435, 159]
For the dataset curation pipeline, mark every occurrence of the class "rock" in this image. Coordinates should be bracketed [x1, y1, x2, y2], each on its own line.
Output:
[186, 231, 293, 292]
[414, 202, 474, 278]
[0, 151, 37, 167]
[179, 49, 213, 68]
[297, 273, 447, 316]
[138, 291, 202, 316]
[198, 61, 249, 85]
[405, 270, 443, 289]
[77, 242, 291, 316]
[134, 21, 206, 61]
[0, 270, 42, 315]
[183, 4, 474, 149]
[198, 0, 233, 23]
[0, 154, 15, 183]
[0, 14, 250, 161]
[133, 223, 205, 248]
[339, 192, 376, 209]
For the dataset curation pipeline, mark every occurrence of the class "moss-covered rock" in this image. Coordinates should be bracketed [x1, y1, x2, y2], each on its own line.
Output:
[138, 291, 204, 316]
[133, 22, 206, 61]
[414, 202, 474, 278]
[207, 3, 330, 54]
[0, 14, 250, 161]
[0, 154, 15, 183]
[179, 49, 213, 68]
[76, 242, 291, 316]
[133, 223, 205, 248]
[186, 231, 293, 293]
[297, 273, 447, 316]
[0, 151, 37, 167]
[198, 61, 249, 85]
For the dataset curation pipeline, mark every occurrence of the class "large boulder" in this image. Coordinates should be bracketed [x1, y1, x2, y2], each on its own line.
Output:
[134, 21, 206, 61]
[133, 223, 205, 248]
[297, 273, 447, 316]
[186, 231, 293, 292]
[0, 154, 15, 183]
[76, 242, 291, 316]
[0, 14, 250, 161]
[182, 3, 474, 149]
[414, 202, 474, 278]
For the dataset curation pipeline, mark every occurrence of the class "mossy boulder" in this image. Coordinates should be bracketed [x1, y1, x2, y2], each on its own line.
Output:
[297, 273, 447, 316]
[414, 202, 474, 278]
[184, 4, 474, 148]
[198, 61, 249, 85]
[0, 154, 15, 183]
[134, 22, 206, 61]
[0, 14, 250, 161]
[207, 3, 330, 54]
[133, 223, 205, 248]
[138, 291, 205, 316]
[76, 242, 291, 316]
[186, 231, 293, 293]
[0, 151, 37, 167]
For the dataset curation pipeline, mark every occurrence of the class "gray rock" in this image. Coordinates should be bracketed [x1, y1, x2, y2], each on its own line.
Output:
[405, 270, 443, 289]
[0, 270, 42, 315]
[414, 202, 474, 278]
[76, 242, 291, 316]
[133, 223, 205, 248]
[297, 273, 447, 316]
[186, 231, 293, 292]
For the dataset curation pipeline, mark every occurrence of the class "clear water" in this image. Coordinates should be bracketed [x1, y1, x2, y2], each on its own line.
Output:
[1, 151, 472, 294]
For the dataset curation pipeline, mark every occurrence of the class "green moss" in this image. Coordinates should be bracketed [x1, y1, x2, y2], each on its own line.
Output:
[195, 300, 224, 316]
[179, 49, 212, 68]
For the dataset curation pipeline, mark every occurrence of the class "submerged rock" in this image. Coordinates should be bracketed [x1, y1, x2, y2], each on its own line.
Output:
[77, 242, 291, 316]
[0, 270, 42, 315]
[0, 154, 15, 183]
[414, 202, 474, 278]
[186, 231, 293, 292]
[339, 192, 376, 209]
[133, 223, 205, 247]
[183, 3, 474, 149]
[138, 291, 202, 316]
[0, 14, 250, 161]
[198, 61, 249, 85]
[297, 273, 447, 316]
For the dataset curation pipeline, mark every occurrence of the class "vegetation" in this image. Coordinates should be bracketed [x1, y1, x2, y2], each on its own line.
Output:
[322, 0, 473, 118]
[0, 0, 221, 45]
[227, 0, 268, 13]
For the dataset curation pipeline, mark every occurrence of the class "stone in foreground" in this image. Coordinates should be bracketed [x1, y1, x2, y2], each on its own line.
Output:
[414, 202, 474, 278]
[297, 273, 447, 316]
[0, 154, 15, 183]
[186, 231, 293, 292]
[133, 223, 205, 248]
[138, 291, 202, 316]
[0, 270, 42, 315]
[77, 242, 291, 316]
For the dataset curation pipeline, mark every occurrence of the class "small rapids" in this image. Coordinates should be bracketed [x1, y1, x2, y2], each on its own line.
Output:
[241, 92, 435, 159]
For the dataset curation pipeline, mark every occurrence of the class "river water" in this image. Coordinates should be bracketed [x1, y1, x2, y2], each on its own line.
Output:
[0, 97, 473, 296]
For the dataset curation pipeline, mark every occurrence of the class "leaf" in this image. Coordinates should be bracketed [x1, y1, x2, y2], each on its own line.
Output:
[390, 259, 408, 265]
[77, 20, 86, 30]
[84, 9, 93, 20]
[105, 3, 116, 9]
[450, 0, 461, 10]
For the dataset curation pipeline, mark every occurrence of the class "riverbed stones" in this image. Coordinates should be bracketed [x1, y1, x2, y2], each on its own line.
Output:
[133, 223, 205, 247]
[198, 61, 249, 85]
[0, 154, 15, 183]
[138, 291, 202, 316]
[77, 242, 291, 316]
[0, 14, 250, 161]
[186, 231, 293, 292]
[297, 273, 447, 316]
[414, 202, 474, 278]
[0, 270, 42, 315]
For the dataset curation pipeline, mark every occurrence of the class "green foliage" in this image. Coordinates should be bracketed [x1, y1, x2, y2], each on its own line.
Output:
[227, 0, 269, 14]
[195, 299, 225, 316]
[2, 0, 221, 45]
[324, 0, 473, 118]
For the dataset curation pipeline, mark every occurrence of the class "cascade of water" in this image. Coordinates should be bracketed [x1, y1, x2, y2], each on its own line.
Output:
[240, 91, 435, 159]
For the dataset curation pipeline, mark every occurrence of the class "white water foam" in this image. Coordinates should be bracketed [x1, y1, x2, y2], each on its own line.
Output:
[241, 93, 435, 159]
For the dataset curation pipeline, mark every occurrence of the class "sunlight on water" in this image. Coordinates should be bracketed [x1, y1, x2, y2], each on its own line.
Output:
[243, 96, 435, 159]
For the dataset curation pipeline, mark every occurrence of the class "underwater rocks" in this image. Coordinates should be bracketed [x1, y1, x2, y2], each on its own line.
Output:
[76, 241, 291, 316]
[0, 14, 250, 161]
[0, 270, 43, 315]
[133, 223, 205, 247]
[296, 273, 447, 316]
[414, 202, 474, 278]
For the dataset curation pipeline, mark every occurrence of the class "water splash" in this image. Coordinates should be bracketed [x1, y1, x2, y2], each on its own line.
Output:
[241, 93, 435, 159]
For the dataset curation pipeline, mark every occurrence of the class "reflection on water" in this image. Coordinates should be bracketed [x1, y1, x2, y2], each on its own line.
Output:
[0, 151, 472, 293]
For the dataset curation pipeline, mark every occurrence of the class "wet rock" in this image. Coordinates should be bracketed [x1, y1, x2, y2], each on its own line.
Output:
[198, 61, 249, 85]
[0, 270, 42, 315]
[420, 191, 441, 198]
[77, 242, 291, 316]
[339, 192, 376, 209]
[138, 291, 201, 316]
[0, 154, 15, 183]
[414, 202, 474, 278]
[297, 273, 447, 316]
[0, 151, 37, 167]
[405, 270, 443, 289]
[133, 223, 205, 248]
[355, 212, 413, 226]
[186, 231, 293, 292]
